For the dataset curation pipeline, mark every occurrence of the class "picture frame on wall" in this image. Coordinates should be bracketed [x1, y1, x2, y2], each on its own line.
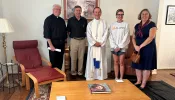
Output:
[64, 0, 99, 20]
[165, 5, 175, 25]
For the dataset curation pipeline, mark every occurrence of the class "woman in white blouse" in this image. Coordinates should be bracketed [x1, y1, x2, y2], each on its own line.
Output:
[109, 9, 130, 81]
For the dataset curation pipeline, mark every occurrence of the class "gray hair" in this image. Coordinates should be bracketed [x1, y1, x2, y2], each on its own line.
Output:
[53, 4, 61, 9]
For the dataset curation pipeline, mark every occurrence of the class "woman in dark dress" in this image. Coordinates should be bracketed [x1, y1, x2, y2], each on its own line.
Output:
[132, 9, 157, 89]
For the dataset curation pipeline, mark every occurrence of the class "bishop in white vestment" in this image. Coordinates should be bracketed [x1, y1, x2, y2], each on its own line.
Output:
[85, 7, 109, 80]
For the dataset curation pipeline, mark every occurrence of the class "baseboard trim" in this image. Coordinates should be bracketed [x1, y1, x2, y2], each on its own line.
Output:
[152, 69, 157, 74]
[157, 67, 175, 69]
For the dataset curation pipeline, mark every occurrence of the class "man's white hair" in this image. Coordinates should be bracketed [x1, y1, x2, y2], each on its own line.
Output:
[53, 4, 61, 9]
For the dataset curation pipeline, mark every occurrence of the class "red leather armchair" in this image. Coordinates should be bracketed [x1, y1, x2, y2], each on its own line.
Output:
[13, 40, 66, 86]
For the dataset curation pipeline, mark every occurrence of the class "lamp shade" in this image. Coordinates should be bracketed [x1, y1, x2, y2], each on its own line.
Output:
[0, 18, 14, 33]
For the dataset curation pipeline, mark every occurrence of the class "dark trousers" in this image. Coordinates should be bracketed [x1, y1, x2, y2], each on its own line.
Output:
[48, 40, 65, 70]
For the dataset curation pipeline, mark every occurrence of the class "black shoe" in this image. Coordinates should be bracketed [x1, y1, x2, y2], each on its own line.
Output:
[134, 83, 141, 88]
[71, 75, 77, 79]
[78, 75, 85, 79]
[139, 87, 144, 90]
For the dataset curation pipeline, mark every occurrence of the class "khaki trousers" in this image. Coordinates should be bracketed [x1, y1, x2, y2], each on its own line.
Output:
[70, 38, 86, 75]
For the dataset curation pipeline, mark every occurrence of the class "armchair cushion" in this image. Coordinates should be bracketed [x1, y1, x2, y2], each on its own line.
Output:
[13, 40, 42, 69]
[25, 66, 44, 73]
[30, 67, 64, 83]
[13, 40, 38, 49]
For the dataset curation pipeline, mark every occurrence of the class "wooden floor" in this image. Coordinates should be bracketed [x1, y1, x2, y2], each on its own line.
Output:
[0, 69, 175, 100]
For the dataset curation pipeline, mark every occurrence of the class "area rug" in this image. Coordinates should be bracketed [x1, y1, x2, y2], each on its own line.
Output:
[141, 81, 175, 100]
[26, 84, 51, 100]
[26, 81, 175, 100]
[170, 73, 175, 77]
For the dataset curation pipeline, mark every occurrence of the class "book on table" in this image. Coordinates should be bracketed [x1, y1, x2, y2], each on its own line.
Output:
[88, 83, 111, 94]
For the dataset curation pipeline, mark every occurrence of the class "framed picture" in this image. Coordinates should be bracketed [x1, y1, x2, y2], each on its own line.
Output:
[165, 5, 175, 25]
[64, 0, 99, 20]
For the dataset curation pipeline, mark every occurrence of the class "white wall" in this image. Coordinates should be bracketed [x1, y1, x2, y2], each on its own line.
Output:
[157, 0, 175, 69]
[0, 0, 2, 17]
[100, 0, 159, 33]
[2, 0, 63, 62]
[1, 0, 160, 70]
[0, 0, 4, 63]
[0, 0, 5, 81]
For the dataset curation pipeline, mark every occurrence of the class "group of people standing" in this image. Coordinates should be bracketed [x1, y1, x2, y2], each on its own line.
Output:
[43, 4, 157, 89]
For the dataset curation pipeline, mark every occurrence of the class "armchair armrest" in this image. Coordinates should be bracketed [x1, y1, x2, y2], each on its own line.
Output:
[41, 57, 52, 67]
[13, 56, 25, 71]
[13, 56, 26, 86]
[13, 56, 24, 73]
[13, 56, 20, 64]
[54, 68, 66, 80]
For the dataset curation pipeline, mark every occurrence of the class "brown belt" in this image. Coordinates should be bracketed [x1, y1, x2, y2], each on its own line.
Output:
[73, 37, 85, 40]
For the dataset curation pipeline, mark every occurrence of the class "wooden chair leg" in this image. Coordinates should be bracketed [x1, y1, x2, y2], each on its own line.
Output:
[27, 73, 40, 98]
[34, 82, 40, 98]
[64, 77, 67, 81]
[54, 68, 67, 81]
[25, 74, 30, 90]
[22, 73, 26, 86]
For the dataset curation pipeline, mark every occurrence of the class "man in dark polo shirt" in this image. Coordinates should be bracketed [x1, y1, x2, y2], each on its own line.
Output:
[67, 5, 87, 77]
[43, 4, 67, 70]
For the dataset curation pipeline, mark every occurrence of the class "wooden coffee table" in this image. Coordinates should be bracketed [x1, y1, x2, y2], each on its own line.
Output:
[50, 79, 150, 100]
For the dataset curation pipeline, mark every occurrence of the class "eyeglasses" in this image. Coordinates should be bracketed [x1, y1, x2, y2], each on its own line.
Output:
[117, 14, 124, 16]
